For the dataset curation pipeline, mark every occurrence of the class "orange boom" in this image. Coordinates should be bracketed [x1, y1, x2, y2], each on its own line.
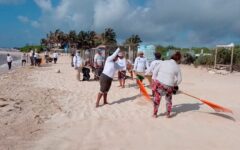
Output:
[137, 79, 151, 101]
[181, 91, 233, 113]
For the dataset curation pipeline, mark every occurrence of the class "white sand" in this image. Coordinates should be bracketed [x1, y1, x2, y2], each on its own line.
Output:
[0, 55, 240, 150]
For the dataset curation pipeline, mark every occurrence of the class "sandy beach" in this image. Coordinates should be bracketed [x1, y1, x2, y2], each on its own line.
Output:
[0, 55, 240, 150]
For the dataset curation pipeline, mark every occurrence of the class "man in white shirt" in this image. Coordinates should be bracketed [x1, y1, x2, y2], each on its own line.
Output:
[6, 53, 13, 70]
[29, 50, 34, 66]
[133, 51, 149, 82]
[34, 52, 41, 66]
[73, 51, 83, 81]
[44, 50, 49, 63]
[53, 51, 58, 64]
[117, 52, 127, 88]
[152, 52, 182, 118]
[21, 53, 27, 66]
[96, 47, 124, 107]
[94, 50, 105, 80]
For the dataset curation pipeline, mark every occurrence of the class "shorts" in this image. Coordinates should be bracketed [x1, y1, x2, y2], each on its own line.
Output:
[95, 68, 103, 77]
[22, 60, 26, 63]
[118, 71, 126, 80]
[100, 73, 113, 93]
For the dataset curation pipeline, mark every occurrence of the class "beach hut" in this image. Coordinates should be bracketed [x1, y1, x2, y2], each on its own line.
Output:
[214, 43, 234, 72]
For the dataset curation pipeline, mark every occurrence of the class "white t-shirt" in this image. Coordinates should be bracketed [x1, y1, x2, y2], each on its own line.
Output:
[145, 60, 162, 79]
[34, 53, 39, 58]
[21, 54, 27, 60]
[133, 57, 149, 73]
[53, 52, 58, 58]
[7, 56, 13, 62]
[153, 59, 182, 86]
[102, 48, 124, 78]
[44, 51, 49, 55]
[117, 58, 127, 71]
[73, 55, 83, 68]
[94, 54, 104, 67]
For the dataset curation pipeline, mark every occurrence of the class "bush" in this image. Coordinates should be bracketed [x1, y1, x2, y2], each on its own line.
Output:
[216, 48, 231, 64]
[233, 47, 240, 71]
[193, 47, 240, 71]
[194, 55, 214, 67]
[182, 53, 196, 64]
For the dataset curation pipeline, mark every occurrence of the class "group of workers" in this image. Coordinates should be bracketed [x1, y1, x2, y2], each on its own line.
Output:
[93, 47, 182, 118]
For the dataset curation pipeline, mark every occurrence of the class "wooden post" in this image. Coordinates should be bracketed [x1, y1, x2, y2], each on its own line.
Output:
[214, 48, 218, 69]
[230, 46, 234, 72]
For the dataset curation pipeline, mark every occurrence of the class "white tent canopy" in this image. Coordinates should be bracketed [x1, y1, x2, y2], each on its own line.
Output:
[216, 43, 234, 48]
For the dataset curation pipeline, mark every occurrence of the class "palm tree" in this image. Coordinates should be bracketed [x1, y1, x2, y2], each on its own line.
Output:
[68, 30, 78, 48]
[124, 34, 142, 46]
[78, 30, 87, 49]
[101, 28, 117, 46]
[40, 38, 47, 46]
[87, 31, 96, 48]
[124, 34, 142, 61]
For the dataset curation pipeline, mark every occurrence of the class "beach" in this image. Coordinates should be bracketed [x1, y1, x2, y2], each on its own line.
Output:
[0, 55, 240, 150]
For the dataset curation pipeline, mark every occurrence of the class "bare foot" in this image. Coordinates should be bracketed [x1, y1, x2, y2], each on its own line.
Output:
[166, 113, 171, 118]
[152, 114, 157, 118]
[104, 102, 109, 105]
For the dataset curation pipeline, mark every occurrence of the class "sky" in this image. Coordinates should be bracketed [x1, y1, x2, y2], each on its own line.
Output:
[0, 0, 240, 48]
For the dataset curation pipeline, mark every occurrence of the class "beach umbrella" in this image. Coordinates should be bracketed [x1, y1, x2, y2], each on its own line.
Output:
[181, 91, 233, 113]
[136, 79, 151, 101]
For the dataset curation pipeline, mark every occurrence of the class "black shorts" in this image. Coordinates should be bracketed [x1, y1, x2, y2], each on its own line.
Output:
[22, 60, 26, 63]
[95, 68, 103, 77]
[100, 73, 112, 93]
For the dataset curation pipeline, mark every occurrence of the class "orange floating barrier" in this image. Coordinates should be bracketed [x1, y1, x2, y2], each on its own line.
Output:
[136, 79, 151, 101]
[181, 91, 233, 113]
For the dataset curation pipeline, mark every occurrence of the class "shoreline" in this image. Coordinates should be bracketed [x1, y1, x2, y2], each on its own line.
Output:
[0, 59, 22, 75]
[0, 51, 22, 75]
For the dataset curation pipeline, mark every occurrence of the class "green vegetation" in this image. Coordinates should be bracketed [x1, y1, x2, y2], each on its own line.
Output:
[194, 55, 214, 67]
[20, 45, 46, 53]
[154, 44, 240, 71]
[40, 28, 119, 50]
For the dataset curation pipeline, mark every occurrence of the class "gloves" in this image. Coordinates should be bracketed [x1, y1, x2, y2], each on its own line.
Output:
[173, 86, 179, 95]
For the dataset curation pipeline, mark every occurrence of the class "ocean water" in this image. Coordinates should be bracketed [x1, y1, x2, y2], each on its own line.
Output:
[0, 54, 20, 65]
[0, 50, 22, 74]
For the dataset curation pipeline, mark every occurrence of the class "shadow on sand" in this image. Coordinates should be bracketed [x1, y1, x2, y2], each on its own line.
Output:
[161, 102, 235, 121]
[206, 112, 235, 122]
[158, 103, 203, 118]
[110, 94, 140, 105]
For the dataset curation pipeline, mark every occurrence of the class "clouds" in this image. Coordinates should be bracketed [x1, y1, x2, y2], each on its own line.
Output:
[20, 0, 240, 47]
[34, 0, 52, 12]
[17, 16, 29, 23]
[17, 16, 40, 28]
[93, 0, 130, 30]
